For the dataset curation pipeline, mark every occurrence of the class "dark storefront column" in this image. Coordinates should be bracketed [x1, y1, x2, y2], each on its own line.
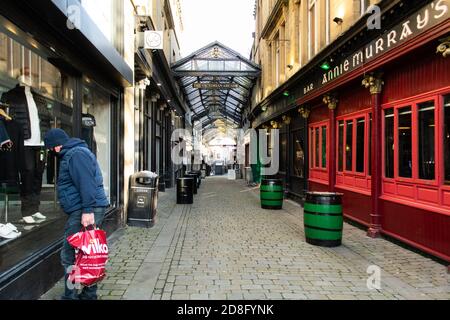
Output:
[364, 74, 384, 238]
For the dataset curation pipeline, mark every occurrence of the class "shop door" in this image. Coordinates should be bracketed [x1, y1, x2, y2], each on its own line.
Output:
[289, 128, 307, 198]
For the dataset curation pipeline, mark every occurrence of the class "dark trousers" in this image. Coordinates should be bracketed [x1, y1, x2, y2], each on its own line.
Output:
[21, 146, 45, 217]
[61, 207, 106, 300]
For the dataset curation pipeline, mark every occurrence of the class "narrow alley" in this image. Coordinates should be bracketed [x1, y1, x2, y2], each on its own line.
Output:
[42, 176, 449, 300]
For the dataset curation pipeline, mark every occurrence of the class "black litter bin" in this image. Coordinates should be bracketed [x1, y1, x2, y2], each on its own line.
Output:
[127, 171, 159, 228]
[159, 180, 166, 192]
[187, 171, 201, 188]
[185, 173, 198, 194]
[177, 177, 194, 204]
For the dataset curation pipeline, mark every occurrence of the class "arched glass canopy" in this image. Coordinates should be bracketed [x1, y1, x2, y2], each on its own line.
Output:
[172, 41, 260, 134]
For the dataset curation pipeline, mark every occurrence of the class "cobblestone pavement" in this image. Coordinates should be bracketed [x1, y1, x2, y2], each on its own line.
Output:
[41, 176, 450, 300]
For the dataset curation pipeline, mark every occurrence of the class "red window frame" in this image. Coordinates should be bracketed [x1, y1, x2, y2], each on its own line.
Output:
[336, 109, 372, 194]
[383, 96, 439, 185]
[381, 87, 450, 215]
[309, 120, 329, 184]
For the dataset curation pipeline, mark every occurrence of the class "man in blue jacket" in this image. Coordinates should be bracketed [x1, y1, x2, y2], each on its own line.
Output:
[44, 128, 109, 300]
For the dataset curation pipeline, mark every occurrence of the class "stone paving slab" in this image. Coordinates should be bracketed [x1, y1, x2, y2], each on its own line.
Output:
[41, 176, 450, 300]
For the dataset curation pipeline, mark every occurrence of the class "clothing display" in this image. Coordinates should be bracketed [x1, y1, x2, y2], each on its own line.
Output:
[0, 223, 21, 239]
[23, 86, 43, 146]
[0, 117, 24, 187]
[20, 146, 46, 218]
[0, 120, 11, 147]
[82, 113, 97, 156]
[1, 85, 47, 219]
[0, 85, 33, 140]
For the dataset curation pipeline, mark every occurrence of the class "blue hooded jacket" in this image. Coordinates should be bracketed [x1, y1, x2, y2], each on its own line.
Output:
[57, 138, 109, 214]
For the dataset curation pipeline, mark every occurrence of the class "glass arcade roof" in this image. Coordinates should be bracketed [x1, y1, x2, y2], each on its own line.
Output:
[172, 42, 260, 132]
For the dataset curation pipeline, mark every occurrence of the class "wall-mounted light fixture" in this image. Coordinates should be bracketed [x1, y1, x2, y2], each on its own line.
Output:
[320, 61, 331, 70]
[333, 17, 344, 25]
[282, 115, 291, 125]
[298, 106, 310, 119]
[261, 105, 267, 112]
[323, 93, 339, 110]
[150, 93, 160, 102]
[270, 121, 280, 129]
[287, 64, 293, 70]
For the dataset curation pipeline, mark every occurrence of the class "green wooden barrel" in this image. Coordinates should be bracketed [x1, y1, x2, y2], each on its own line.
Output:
[260, 179, 283, 210]
[304, 192, 343, 247]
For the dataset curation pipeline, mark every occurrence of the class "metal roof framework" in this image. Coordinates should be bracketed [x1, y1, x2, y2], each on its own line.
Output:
[172, 42, 260, 133]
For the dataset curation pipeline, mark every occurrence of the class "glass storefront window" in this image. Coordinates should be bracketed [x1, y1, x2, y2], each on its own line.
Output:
[385, 109, 394, 178]
[321, 126, 327, 168]
[356, 117, 365, 173]
[444, 95, 450, 185]
[345, 120, 353, 171]
[0, 30, 74, 272]
[398, 106, 412, 178]
[338, 120, 344, 172]
[418, 101, 435, 180]
[315, 127, 319, 167]
[82, 80, 112, 201]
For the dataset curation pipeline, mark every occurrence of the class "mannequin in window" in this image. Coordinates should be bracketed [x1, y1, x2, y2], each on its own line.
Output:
[1, 84, 47, 223]
[0, 102, 24, 186]
[81, 113, 97, 157]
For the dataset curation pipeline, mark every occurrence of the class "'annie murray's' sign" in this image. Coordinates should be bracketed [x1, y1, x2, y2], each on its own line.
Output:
[300, 0, 449, 98]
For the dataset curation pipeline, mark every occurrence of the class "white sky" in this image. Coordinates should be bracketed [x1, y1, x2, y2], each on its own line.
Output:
[179, 0, 255, 58]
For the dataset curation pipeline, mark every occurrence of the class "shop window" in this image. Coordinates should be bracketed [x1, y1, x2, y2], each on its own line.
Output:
[356, 117, 365, 173]
[0, 33, 7, 74]
[321, 126, 327, 168]
[361, 0, 370, 15]
[336, 111, 371, 192]
[398, 106, 412, 178]
[445, 95, 450, 185]
[293, 131, 305, 178]
[385, 109, 394, 178]
[381, 93, 450, 212]
[308, 0, 317, 60]
[82, 80, 112, 200]
[315, 127, 319, 167]
[11, 39, 21, 80]
[338, 120, 344, 171]
[0, 30, 77, 273]
[418, 101, 435, 180]
[345, 120, 353, 171]
[368, 114, 372, 175]
[310, 122, 327, 170]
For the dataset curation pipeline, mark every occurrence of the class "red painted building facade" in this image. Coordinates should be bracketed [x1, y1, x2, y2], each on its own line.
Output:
[305, 3, 450, 264]
[251, 0, 450, 267]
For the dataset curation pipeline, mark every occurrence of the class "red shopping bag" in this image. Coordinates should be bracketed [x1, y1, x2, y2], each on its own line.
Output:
[66, 226, 109, 287]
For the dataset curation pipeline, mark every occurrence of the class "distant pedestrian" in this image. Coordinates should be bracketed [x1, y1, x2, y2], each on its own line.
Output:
[44, 128, 109, 300]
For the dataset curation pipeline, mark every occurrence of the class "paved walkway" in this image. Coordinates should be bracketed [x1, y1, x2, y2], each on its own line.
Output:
[41, 176, 450, 300]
